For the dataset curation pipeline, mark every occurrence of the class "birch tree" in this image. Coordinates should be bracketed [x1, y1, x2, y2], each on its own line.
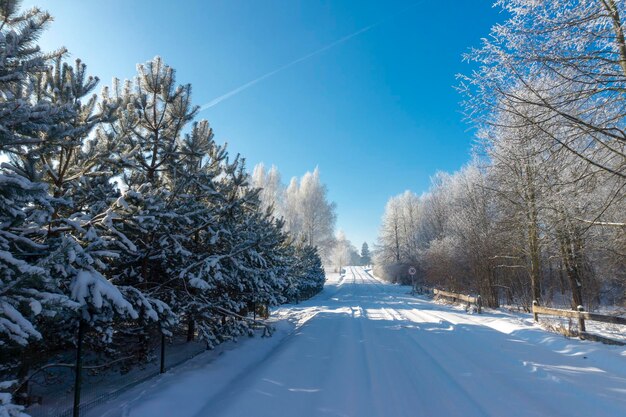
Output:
[462, 0, 626, 179]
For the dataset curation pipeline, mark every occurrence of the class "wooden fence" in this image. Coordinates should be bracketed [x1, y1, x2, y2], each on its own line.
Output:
[433, 289, 482, 313]
[532, 301, 626, 346]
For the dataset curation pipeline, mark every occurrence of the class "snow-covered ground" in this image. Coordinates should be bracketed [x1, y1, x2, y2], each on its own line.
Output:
[88, 266, 626, 417]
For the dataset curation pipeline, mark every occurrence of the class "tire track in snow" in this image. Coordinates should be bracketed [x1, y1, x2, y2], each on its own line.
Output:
[194, 306, 348, 417]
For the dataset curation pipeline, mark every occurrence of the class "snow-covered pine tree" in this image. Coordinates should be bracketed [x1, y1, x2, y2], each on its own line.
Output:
[0, 1, 71, 151]
[249, 164, 327, 303]
[222, 163, 311, 335]
[31, 56, 146, 323]
[205, 158, 267, 341]
[178, 135, 306, 343]
[241, 209, 292, 318]
[96, 57, 201, 350]
[0, 0, 67, 350]
[291, 242, 325, 301]
[166, 120, 233, 345]
[23, 56, 173, 372]
[0, 1, 79, 412]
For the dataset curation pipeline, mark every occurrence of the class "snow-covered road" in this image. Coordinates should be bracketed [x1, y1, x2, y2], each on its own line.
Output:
[92, 266, 626, 417]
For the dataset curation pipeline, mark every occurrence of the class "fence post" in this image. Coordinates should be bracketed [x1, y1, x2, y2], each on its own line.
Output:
[577, 305, 586, 334]
[160, 333, 166, 374]
[476, 295, 482, 314]
[532, 300, 538, 322]
[73, 319, 85, 417]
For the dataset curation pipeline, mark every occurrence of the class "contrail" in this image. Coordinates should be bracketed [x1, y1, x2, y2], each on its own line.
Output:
[200, 2, 421, 111]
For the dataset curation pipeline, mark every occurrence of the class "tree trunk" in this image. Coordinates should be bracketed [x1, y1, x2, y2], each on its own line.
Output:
[186, 316, 195, 342]
[73, 320, 86, 417]
[558, 229, 584, 309]
[527, 205, 542, 303]
[15, 350, 31, 404]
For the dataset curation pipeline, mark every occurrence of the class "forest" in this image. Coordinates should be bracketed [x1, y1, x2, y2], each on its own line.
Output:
[0, 1, 335, 413]
[375, 0, 626, 310]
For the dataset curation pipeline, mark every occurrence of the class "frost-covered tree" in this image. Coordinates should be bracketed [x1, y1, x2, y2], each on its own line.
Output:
[374, 164, 502, 306]
[251, 163, 283, 216]
[297, 168, 336, 259]
[445, 162, 500, 306]
[330, 231, 359, 272]
[458, 1, 626, 308]
[461, 0, 626, 179]
[479, 105, 549, 305]
[283, 177, 301, 233]
[251, 164, 337, 266]
[376, 195, 403, 266]
[374, 191, 421, 283]
[374, 143, 624, 309]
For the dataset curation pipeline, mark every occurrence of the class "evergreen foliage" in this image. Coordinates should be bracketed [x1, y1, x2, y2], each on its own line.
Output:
[360, 242, 371, 266]
[0, 1, 326, 411]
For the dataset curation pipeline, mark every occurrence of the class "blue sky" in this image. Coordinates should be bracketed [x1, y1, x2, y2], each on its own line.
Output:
[30, 0, 503, 248]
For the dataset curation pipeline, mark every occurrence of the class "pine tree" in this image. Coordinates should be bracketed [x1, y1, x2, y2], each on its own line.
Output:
[28, 57, 145, 331]
[169, 121, 238, 345]
[99, 57, 199, 345]
[0, 1, 77, 412]
[360, 242, 371, 266]
[0, 0, 69, 349]
[0, 16, 335, 411]
[206, 159, 269, 342]
[292, 243, 325, 301]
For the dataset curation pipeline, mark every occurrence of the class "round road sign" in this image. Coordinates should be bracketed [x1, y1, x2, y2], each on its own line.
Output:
[408, 266, 416, 276]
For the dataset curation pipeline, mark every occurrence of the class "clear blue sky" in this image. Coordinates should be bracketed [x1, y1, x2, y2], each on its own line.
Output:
[30, 0, 503, 248]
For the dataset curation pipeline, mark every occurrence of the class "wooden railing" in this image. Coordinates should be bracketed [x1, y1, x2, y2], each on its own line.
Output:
[433, 289, 482, 313]
[532, 301, 626, 345]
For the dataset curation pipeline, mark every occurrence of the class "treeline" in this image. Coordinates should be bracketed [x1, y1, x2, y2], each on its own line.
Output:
[375, 0, 626, 310]
[251, 165, 336, 263]
[0, 1, 324, 412]
[252, 164, 370, 270]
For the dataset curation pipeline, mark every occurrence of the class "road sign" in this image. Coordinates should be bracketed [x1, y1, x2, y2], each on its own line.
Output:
[408, 266, 416, 276]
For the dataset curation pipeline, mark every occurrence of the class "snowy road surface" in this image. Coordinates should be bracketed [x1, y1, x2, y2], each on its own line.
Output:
[91, 267, 626, 417]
